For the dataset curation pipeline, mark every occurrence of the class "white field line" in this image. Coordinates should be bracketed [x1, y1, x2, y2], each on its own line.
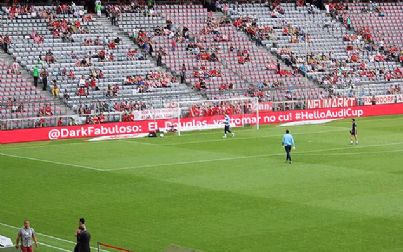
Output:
[0, 153, 104, 172]
[38, 242, 72, 252]
[123, 128, 349, 147]
[107, 142, 403, 172]
[106, 154, 284, 171]
[294, 149, 403, 156]
[0, 222, 101, 251]
[0, 141, 104, 151]
[1, 142, 403, 173]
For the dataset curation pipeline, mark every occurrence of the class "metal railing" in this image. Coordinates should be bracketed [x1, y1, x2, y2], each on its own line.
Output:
[0, 112, 123, 130]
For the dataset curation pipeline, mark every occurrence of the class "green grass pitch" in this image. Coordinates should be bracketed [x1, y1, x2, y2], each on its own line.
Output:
[1, 115, 403, 252]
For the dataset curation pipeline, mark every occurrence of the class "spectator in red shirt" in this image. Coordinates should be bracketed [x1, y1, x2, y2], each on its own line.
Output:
[171, 39, 176, 51]
[68, 69, 75, 79]
[90, 77, 97, 90]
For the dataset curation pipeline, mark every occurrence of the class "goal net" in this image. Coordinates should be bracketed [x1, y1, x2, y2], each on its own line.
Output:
[175, 97, 259, 135]
[97, 242, 133, 252]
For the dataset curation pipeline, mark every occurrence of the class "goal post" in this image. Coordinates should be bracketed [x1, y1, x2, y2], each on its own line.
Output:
[97, 242, 133, 252]
[175, 97, 260, 135]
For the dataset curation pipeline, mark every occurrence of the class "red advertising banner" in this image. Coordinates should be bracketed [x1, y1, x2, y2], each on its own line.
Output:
[307, 97, 356, 109]
[361, 94, 403, 105]
[1, 103, 403, 144]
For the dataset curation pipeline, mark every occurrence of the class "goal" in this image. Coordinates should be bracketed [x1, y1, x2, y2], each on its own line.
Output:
[174, 97, 259, 135]
[97, 242, 133, 252]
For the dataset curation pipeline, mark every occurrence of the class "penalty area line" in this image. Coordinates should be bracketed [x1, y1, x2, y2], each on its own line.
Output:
[0, 152, 105, 172]
[38, 242, 71, 252]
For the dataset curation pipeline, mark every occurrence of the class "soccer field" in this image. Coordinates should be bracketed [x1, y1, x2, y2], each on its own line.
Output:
[1, 115, 403, 252]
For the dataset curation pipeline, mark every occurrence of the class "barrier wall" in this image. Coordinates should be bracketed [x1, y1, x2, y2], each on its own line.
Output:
[1, 103, 403, 144]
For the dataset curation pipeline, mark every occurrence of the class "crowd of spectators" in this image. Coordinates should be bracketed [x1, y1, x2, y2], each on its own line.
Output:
[73, 99, 147, 116]
[387, 84, 401, 95]
[125, 71, 175, 93]
[188, 101, 253, 118]
[6, 97, 25, 113]
[236, 2, 403, 91]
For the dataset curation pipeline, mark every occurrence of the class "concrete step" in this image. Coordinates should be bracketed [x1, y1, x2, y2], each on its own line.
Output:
[0, 49, 74, 113]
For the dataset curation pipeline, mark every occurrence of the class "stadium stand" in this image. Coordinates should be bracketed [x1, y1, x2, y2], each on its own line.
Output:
[0, 3, 202, 127]
[227, 2, 402, 97]
[115, 3, 325, 101]
[0, 54, 69, 129]
[341, 1, 402, 52]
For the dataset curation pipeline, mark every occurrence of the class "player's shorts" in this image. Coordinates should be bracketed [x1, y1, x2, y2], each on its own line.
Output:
[350, 130, 356, 136]
[224, 125, 230, 132]
[21, 246, 33, 252]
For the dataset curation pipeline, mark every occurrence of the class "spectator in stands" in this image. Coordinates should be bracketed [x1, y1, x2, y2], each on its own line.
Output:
[42, 103, 53, 116]
[1, 35, 11, 53]
[31, 30, 44, 44]
[10, 59, 20, 75]
[68, 69, 75, 79]
[0, 35, 4, 52]
[77, 86, 87, 97]
[181, 64, 186, 84]
[40, 68, 48, 91]
[210, 52, 218, 62]
[10, 98, 18, 113]
[396, 85, 401, 94]
[379, 40, 384, 52]
[95, 1, 102, 17]
[63, 89, 70, 101]
[88, 77, 96, 90]
[112, 85, 119, 96]
[98, 49, 106, 61]
[15, 102, 24, 113]
[96, 69, 104, 79]
[171, 39, 176, 51]
[79, 76, 86, 86]
[57, 118, 63, 126]
[94, 36, 102, 46]
[346, 16, 352, 30]
[135, 51, 144, 60]
[106, 84, 113, 97]
[80, 56, 91, 67]
[108, 52, 115, 62]
[45, 50, 55, 63]
[7, 97, 14, 111]
[156, 51, 162, 66]
[110, 8, 118, 25]
[52, 80, 60, 97]
[32, 65, 40, 87]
